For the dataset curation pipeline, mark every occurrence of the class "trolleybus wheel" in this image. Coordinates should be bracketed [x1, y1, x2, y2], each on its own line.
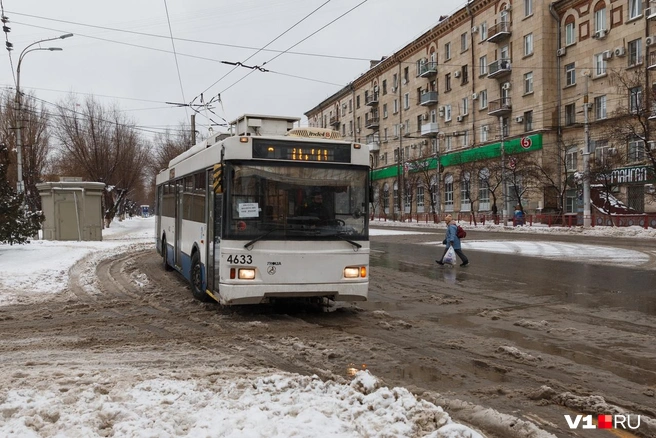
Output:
[162, 237, 172, 271]
[190, 251, 212, 302]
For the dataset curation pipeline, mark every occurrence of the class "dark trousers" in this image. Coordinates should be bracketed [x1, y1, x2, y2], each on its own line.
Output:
[440, 246, 468, 264]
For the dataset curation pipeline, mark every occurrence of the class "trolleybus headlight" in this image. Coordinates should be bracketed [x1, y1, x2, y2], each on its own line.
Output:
[344, 267, 362, 278]
[238, 268, 256, 280]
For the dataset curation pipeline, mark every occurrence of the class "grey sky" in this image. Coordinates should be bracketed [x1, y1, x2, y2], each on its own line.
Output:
[2, 0, 463, 141]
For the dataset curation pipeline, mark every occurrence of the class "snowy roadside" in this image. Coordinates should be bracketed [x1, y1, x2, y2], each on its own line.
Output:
[2, 217, 555, 438]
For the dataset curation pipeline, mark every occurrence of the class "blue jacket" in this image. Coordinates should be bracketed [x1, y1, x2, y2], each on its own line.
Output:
[445, 222, 462, 250]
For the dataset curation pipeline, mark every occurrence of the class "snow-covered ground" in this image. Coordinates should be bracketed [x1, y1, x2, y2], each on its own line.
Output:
[3, 216, 651, 437]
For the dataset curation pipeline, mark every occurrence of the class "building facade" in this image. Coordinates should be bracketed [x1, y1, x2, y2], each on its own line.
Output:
[305, 0, 656, 220]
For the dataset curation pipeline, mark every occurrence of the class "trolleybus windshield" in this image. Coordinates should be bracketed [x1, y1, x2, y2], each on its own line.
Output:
[224, 162, 368, 241]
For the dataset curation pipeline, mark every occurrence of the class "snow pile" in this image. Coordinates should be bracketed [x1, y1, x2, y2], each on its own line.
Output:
[0, 371, 485, 437]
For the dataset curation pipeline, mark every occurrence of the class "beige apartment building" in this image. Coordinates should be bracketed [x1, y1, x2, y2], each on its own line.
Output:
[305, 0, 656, 222]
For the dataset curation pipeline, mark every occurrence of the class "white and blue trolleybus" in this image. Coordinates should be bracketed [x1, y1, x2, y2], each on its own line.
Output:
[155, 114, 369, 305]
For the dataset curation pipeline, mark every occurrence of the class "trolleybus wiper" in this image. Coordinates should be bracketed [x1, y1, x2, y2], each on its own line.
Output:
[243, 228, 281, 249]
[323, 232, 362, 249]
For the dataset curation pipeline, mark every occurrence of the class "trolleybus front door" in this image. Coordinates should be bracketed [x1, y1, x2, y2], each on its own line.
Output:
[175, 179, 183, 267]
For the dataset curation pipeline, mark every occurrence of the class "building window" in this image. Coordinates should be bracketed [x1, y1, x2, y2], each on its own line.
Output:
[565, 103, 576, 125]
[480, 21, 488, 40]
[461, 32, 468, 52]
[417, 185, 425, 212]
[356, 96, 360, 108]
[460, 130, 469, 148]
[594, 95, 607, 120]
[628, 38, 642, 66]
[445, 73, 451, 91]
[403, 66, 409, 84]
[393, 99, 398, 114]
[566, 189, 577, 213]
[480, 125, 489, 142]
[404, 93, 410, 109]
[461, 172, 471, 211]
[383, 184, 389, 212]
[594, 53, 607, 76]
[479, 55, 488, 76]
[461, 65, 468, 84]
[524, 33, 533, 56]
[445, 135, 452, 151]
[382, 80, 387, 95]
[348, 99, 352, 113]
[593, 140, 611, 165]
[565, 63, 576, 86]
[629, 140, 645, 162]
[478, 169, 490, 210]
[630, 86, 642, 113]
[629, 0, 643, 19]
[479, 90, 488, 109]
[383, 103, 388, 119]
[524, 110, 533, 131]
[566, 147, 578, 170]
[462, 97, 469, 115]
[445, 42, 451, 60]
[524, 71, 533, 94]
[341, 104, 347, 116]
[444, 174, 454, 211]
[595, 7, 606, 32]
[444, 104, 452, 122]
[565, 22, 576, 45]
[524, 0, 533, 16]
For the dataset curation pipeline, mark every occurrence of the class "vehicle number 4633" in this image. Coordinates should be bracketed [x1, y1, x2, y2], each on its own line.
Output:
[227, 254, 252, 264]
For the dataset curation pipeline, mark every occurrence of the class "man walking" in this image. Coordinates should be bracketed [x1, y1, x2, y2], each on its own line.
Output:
[436, 214, 469, 267]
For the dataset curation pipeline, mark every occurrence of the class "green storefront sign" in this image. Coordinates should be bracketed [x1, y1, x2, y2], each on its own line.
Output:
[371, 133, 543, 181]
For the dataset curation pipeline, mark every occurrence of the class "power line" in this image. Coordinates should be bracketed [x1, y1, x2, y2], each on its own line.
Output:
[162, 0, 187, 121]
[7, 10, 372, 62]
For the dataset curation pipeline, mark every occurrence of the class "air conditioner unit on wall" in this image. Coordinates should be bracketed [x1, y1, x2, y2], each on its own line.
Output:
[615, 47, 626, 57]
[482, 125, 489, 132]
[454, 70, 461, 78]
[422, 113, 429, 120]
[557, 47, 566, 57]
[471, 25, 479, 34]
[645, 183, 656, 194]
[646, 35, 656, 46]
[502, 82, 511, 90]
[456, 115, 465, 122]
[501, 3, 511, 11]
[602, 50, 613, 60]
[593, 29, 607, 39]
[391, 86, 397, 92]
[515, 116, 524, 123]
[472, 92, 479, 100]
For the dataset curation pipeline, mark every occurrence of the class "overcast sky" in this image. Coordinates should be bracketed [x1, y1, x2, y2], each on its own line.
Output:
[1, 0, 463, 142]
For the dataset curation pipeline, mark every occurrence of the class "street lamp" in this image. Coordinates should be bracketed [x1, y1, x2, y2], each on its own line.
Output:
[15, 33, 73, 194]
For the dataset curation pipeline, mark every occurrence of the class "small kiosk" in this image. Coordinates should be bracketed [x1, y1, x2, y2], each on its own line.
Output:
[36, 179, 105, 241]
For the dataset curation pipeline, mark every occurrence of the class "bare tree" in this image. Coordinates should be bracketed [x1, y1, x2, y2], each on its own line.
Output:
[52, 95, 150, 227]
[0, 90, 53, 212]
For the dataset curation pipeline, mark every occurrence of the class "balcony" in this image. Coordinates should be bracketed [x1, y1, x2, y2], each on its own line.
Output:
[488, 97, 512, 116]
[487, 21, 511, 43]
[419, 61, 438, 78]
[487, 58, 512, 79]
[366, 134, 380, 151]
[421, 122, 439, 137]
[649, 52, 656, 70]
[365, 91, 379, 106]
[329, 116, 340, 127]
[364, 116, 380, 129]
[420, 91, 438, 106]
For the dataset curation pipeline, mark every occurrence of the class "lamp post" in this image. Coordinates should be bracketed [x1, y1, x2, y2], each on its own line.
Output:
[15, 33, 73, 194]
[582, 70, 592, 227]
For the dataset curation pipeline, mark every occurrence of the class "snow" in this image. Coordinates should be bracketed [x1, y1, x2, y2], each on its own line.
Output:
[3, 215, 650, 437]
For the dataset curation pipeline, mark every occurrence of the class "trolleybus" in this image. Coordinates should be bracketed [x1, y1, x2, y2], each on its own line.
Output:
[155, 114, 369, 305]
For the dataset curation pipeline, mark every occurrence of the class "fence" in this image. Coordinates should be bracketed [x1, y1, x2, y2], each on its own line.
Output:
[371, 211, 656, 229]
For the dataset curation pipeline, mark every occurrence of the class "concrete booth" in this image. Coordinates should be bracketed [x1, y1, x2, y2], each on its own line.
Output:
[36, 179, 105, 241]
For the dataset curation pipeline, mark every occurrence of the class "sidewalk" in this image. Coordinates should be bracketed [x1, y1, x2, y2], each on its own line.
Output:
[369, 217, 656, 240]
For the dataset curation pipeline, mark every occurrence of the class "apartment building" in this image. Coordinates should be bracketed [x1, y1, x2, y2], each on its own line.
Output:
[305, 0, 656, 220]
